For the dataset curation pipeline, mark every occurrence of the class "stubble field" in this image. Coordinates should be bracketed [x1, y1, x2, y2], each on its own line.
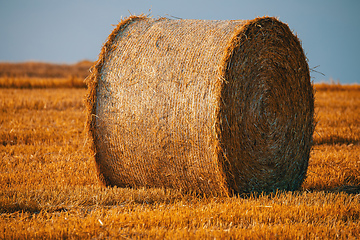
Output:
[0, 71, 359, 238]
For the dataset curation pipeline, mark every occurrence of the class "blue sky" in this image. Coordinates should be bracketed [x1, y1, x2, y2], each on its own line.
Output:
[0, 0, 359, 84]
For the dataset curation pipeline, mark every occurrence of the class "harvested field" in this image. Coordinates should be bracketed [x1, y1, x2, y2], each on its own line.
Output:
[0, 61, 91, 88]
[0, 83, 359, 239]
[0, 60, 93, 79]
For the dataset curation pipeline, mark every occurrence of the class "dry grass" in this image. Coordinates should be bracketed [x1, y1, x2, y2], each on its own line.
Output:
[0, 83, 359, 239]
[0, 61, 90, 88]
[304, 85, 360, 193]
[0, 60, 93, 78]
[0, 76, 86, 89]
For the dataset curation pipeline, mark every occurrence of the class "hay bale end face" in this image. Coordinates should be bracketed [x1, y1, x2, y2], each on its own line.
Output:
[86, 16, 315, 195]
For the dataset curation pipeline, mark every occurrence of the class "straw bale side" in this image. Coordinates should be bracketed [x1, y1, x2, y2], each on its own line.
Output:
[86, 16, 314, 195]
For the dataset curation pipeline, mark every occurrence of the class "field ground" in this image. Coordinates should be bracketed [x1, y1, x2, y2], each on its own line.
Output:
[0, 82, 359, 239]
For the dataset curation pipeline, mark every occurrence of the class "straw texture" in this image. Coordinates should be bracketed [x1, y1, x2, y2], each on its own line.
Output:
[86, 16, 314, 195]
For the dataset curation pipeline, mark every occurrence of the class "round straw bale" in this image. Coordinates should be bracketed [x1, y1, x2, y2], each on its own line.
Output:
[86, 16, 315, 195]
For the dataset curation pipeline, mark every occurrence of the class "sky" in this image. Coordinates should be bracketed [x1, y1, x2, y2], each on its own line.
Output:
[0, 0, 359, 84]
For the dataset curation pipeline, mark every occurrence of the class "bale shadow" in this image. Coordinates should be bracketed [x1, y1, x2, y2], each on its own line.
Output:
[313, 135, 359, 146]
[327, 185, 360, 194]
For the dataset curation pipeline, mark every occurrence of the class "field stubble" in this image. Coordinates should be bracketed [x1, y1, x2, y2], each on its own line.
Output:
[0, 82, 359, 239]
